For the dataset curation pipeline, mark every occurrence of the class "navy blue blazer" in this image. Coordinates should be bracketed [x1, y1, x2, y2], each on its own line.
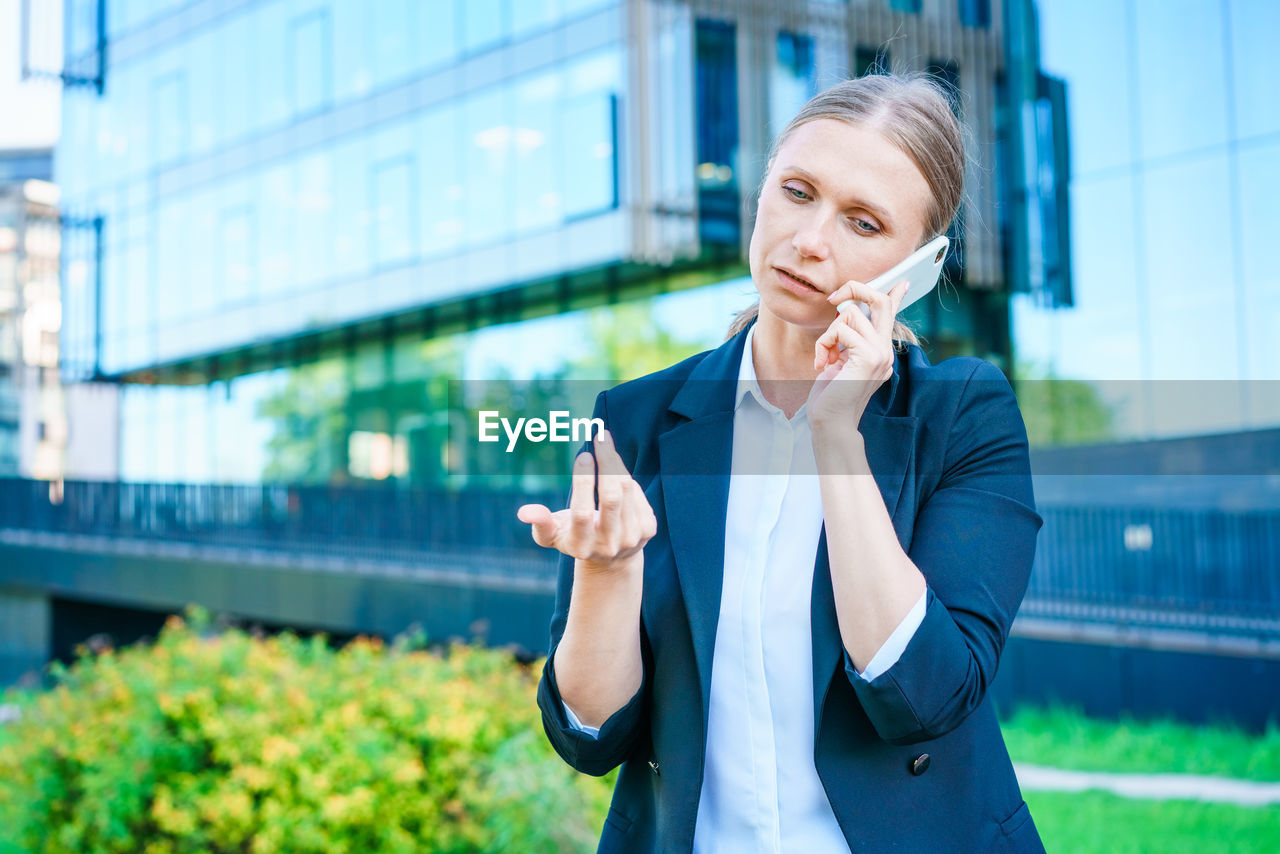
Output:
[537, 321, 1046, 853]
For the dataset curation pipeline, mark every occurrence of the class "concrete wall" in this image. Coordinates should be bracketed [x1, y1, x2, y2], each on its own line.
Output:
[0, 588, 50, 687]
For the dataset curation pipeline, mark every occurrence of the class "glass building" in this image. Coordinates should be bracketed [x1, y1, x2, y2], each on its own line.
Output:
[50, 0, 1047, 486]
[0, 151, 64, 479]
[1008, 0, 1280, 442]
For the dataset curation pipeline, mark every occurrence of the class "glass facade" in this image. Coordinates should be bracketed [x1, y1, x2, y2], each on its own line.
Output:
[59, 0, 624, 378]
[53, 0, 1023, 485]
[0, 154, 66, 480]
[114, 279, 756, 486]
[1009, 0, 1280, 440]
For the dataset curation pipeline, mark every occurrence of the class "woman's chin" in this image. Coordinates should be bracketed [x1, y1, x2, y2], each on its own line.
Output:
[757, 294, 834, 336]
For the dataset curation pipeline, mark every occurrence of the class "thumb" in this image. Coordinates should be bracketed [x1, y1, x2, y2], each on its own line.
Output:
[517, 504, 560, 548]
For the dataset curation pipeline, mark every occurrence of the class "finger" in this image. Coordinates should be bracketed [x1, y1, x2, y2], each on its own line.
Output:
[568, 450, 597, 534]
[828, 280, 895, 326]
[828, 320, 872, 354]
[815, 318, 845, 371]
[825, 279, 867, 308]
[841, 294, 880, 339]
[869, 281, 908, 337]
[594, 430, 626, 524]
[822, 303, 876, 348]
[892, 280, 909, 310]
[619, 478, 644, 552]
[814, 314, 866, 371]
[517, 503, 549, 524]
[517, 503, 561, 548]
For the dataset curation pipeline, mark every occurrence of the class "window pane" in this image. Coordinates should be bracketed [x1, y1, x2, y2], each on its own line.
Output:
[696, 19, 739, 245]
[463, 0, 505, 53]
[414, 0, 458, 70]
[296, 148, 335, 286]
[372, 156, 416, 267]
[331, 135, 369, 277]
[290, 9, 331, 117]
[1143, 155, 1237, 383]
[333, 0, 373, 101]
[511, 0, 554, 37]
[150, 72, 187, 165]
[252, 0, 290, 133]
[187, 30, 217, 155]
[258, 162, 296, 296]
[419, 105, 461, 256]
[1133, 0, 1228, 161]
[1036, 0, 1135, 176]
[213, 12, 253, 146]
[463, 87, 511, 246]
[1231, 0, 1280, 141]
[772, 33, 815, 139]
[513, 70, 561, 233]
[958, 0, 990, 28]
[218, 206, 255, 307]
[372, 0, 414, 88]
[1238, 142, 1280, 390]
[154, 196, 189, 323]
[560, 94, 616, 218]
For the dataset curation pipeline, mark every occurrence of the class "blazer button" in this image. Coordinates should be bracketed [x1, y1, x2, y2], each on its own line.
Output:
[648, 760, 661, 776]
[910, 754, 931, 776]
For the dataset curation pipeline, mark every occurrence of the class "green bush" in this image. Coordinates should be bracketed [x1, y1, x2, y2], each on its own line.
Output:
[0, 609, 612, 853]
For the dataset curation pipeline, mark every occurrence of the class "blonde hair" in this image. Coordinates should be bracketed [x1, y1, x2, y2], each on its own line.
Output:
[728, 71, 968, 348]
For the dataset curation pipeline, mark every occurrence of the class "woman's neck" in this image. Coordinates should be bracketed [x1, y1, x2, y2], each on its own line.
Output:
[750, 313, 823, 419]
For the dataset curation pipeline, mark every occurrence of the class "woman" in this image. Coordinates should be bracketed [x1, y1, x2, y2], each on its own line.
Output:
[518, 73, 1045, 853]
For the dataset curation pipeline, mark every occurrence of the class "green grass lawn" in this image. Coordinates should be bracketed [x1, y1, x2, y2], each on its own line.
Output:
[999, 704, 1280, 853]
[1027, 790, 1280, 854]
[999, 703, 1280, 781]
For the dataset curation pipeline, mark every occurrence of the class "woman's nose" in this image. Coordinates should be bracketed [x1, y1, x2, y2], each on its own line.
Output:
[791, 217, 831, 261]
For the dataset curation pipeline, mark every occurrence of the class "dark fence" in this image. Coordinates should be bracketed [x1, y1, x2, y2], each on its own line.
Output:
[0, 478, 562, 574]
[2, 478, 1278, 641]
[1023, 505, 1280, 639]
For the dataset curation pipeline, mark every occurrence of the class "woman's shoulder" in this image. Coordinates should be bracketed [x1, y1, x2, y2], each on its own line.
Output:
[897, 342, 1008, 384]
[897, 343, 1013, 393]
[894, 343, 1019, 419]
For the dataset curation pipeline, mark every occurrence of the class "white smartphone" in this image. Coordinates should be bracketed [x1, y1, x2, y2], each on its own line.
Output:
[836, 234, 949, 319]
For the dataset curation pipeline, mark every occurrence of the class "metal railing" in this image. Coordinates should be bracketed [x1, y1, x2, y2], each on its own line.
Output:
[0, 478, 563, 578]
[1022, 505, 1280, 639]
[2, 478, 1277, 640]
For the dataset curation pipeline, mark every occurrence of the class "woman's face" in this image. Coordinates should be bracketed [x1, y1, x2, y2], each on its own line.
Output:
[748, 118, 934, 334]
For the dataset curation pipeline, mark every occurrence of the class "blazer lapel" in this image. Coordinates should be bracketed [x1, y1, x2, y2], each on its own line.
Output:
[658, 326, 749, 729]
[811, 367, 921, 732]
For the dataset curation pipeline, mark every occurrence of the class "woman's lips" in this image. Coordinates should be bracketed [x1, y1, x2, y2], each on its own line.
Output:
[778, 267, 821, 294]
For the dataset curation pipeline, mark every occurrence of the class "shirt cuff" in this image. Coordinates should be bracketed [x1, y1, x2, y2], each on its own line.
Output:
[852, 588, 928, 682]
[562, 701, 601, 739]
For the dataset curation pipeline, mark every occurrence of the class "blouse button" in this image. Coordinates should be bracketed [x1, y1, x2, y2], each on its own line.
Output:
[910, 754, 931, 776]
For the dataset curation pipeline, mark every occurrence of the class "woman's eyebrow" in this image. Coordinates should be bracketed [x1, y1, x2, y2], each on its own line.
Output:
[782, 165, 895, 227]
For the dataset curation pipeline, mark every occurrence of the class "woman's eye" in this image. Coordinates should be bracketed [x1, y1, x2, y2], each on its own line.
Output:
[784, 185, 810, 201]
[850, 218, 879, 234]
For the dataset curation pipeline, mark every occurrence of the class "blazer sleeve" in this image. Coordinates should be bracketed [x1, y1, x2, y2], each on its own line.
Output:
[535, 390, 652, 776]
[847, 360, 1043, 745]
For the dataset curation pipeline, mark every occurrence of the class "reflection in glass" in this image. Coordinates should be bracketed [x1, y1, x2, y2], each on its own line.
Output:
[463, 0, 505, 54]
[419, 106, 462, 256]
[1231, 0, 1280, 141]
[290, 10, 331, 117]
[772, 32, 816, 139]
[372, 156, 415, 268]
[463, 87, 511, 246]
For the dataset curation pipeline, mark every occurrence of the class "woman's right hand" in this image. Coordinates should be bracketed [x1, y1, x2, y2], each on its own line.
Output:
[516, 429, 657, 576]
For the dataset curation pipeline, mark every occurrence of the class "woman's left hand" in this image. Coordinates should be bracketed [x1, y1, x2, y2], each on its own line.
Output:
[806, 279, 909, 428]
